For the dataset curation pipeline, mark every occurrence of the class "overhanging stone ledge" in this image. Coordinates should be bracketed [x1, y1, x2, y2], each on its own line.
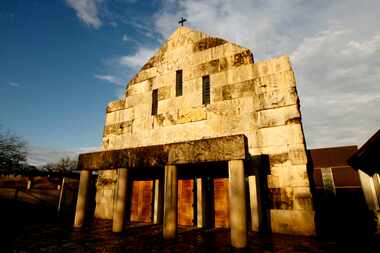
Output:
[77, 134, 248, 170]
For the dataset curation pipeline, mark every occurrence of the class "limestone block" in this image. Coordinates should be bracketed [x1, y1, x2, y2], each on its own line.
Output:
[193, 37, 227, 53]
[104, 120, 134, 136]
[105, 111, 117, 126]
[124, 94, 142, 109]
[183, 78, 201, 94]
[257, 124, 305, 148]
[107, 99, 124, 113]
[267, 175, 280, 188]
[165, 45, 194, 68]
[131, 67, 158, 84]
[168, 135, 247, 164]
[221, 80, 255, 101]
[126, 79, 152, 96]
[120, 108, 135, 122]
[182, 91, 202, 107]
[94, 188, 114, 219]
[254, 56, 292, 77]
[177, 107, 207, 124]
[231, 49, 253, 67]
[190, 59, 220, 80]
[288, 144, 308, 165]
[154, 71, 175, 90]
[192, 42, 226, 66]
[293, 187, 313, 210]
[269, 187, 294, 210]
[254, 85, 298, 111]
[269, 165, 310, 188]
[158, 85, 172, 101]
[223, 43, 248, 57]
[227, 64, 255, 84]
[211, 86, 223, 103]
[210, 70, 228, 87]
[256, 105, 301, 129]
[270, 209, 315, 235]
[269, 153, 289, 167]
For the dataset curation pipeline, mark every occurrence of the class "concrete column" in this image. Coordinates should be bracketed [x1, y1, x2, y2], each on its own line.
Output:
[248, 175, 259, 231]
[153, 178, 164, 224]
[372, 173, 380, 204]
[321, 167, 336, 196]
[358, 170, 380, 232]
[163, 165, 177, 239]
[358, 170, 379, 210]
[74, 170, 91, 228]
[196, 178, 203, 228]
[228, 159, 247, 248]
[112, 168, 128, 232]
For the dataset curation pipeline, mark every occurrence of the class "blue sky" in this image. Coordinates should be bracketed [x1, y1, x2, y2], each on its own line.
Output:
[1, 0, 379, 165]
[0, 0, 162, 157]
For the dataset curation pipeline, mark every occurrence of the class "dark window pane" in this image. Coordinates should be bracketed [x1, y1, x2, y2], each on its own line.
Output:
[202, 75, 210, 105]
[176, 70, 183, 96]
[151, 89, 158, 115]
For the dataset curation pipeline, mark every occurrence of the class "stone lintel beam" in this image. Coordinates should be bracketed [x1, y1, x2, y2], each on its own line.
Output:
[167, 134, 247, 165]
[78, 145, 167, 171]
[77, 135, 248, 171]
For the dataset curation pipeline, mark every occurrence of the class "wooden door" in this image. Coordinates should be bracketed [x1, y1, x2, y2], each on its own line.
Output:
[178, 179, 194, 226]
[130, 180, 153, 223]
[214, 178, 230, 228]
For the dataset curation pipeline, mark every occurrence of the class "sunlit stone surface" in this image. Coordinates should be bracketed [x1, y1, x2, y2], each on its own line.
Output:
[93, 26, 315, 235]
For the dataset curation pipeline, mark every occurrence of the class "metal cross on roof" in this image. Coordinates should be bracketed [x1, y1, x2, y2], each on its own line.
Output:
[178, 17, 187, 26]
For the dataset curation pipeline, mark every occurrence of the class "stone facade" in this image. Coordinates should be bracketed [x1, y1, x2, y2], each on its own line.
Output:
[94, 27, 315, 235]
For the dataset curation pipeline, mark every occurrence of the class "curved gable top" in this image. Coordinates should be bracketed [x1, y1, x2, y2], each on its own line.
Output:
[126, 26, 254, 88]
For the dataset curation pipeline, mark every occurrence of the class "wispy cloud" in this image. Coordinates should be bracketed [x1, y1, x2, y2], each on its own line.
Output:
[119, 47, 156, 69]
[8, 82, 20, 87]
[122, 34, 129, 42]
[94, 74, 123, 86]
[151, 0, 380, 149]
[27, 146, 99, 166]
[65, 0, 102, 28]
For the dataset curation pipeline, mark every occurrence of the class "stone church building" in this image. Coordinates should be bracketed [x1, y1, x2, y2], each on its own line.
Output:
[73, 27, 315, 247]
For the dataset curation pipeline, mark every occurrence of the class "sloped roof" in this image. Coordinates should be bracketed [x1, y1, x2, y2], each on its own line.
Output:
[348, 129, 380, 175]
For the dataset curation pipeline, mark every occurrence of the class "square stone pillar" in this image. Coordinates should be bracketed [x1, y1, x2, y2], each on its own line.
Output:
[112, 168, 128, 232]
[163, 165, 177, 239]
[153, 178, 164, 224]
[196, 177, 203, 228]
[228, 159, 247, 248]
[74, 170, 91, 228]
[358, 170, 380, 232]
[248, 175, 259, 231]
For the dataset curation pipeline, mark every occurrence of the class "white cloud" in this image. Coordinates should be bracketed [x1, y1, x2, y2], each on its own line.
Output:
[27, 146, 99, 166]
[94, 74, 123, 85]
[8, 82, 20, 87]
[151, 0, 380, 149]
[119, 47, 157, 68]
[65, 0, 102, 28]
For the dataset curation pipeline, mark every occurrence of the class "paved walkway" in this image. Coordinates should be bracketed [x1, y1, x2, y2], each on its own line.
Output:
[2, 200, 377, 253]
[8, 219, 341, 253]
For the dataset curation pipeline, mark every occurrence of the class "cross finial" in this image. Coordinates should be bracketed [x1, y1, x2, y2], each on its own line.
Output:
[178, 17, 187, 26]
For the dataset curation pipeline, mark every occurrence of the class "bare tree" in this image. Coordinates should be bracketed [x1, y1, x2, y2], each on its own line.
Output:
[0, 127, 27, 173]
[41, 157, 78, 173]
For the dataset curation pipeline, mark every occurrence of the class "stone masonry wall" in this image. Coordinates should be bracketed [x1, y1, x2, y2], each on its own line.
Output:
[94, 27, 315, 235]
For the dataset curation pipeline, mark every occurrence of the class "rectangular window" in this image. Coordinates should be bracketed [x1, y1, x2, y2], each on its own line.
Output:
[176, 70, 183, 96]
[202, 75, 210, 105]
[151, 89, 158, 115]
